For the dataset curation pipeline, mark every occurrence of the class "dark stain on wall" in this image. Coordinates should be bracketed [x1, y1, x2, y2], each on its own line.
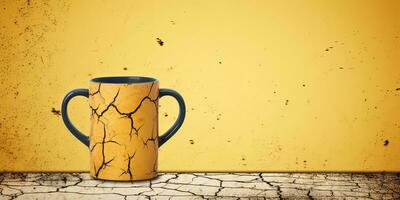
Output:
[156, 38, 164, 46]
[384, 140, 389, 146]
[323, 159, 328, 166]
[51, 108, 61, 116]
[14, 91, 19, 99]
[216, 113, 221, 121]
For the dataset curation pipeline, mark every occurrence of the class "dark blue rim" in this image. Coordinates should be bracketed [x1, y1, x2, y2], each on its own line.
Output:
[90, 76, 158, 84]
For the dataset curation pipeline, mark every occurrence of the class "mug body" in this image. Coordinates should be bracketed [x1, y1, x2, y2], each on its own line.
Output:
[88, 76, 159, 181]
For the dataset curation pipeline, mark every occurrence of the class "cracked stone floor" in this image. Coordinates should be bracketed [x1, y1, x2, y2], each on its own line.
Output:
[0, 173, 399, 199]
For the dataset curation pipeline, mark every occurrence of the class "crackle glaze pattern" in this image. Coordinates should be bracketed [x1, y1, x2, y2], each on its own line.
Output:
[88, 82, 159, 181]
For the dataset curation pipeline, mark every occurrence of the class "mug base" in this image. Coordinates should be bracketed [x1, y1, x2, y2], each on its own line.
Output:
[90, 172, 158, 181]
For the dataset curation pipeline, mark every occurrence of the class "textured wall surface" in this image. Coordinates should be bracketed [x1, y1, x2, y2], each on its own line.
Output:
[0, 0, 399, 172]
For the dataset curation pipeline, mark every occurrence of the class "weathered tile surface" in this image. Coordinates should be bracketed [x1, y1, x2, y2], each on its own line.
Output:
[0, 173, 399, 199]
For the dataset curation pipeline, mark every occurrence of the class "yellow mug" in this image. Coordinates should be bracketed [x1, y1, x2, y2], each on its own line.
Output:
[61, 76, 186, 181]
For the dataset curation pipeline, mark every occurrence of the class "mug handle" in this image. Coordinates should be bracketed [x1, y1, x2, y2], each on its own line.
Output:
[61, 88, 90, 147]
[158, 88, 186, 147]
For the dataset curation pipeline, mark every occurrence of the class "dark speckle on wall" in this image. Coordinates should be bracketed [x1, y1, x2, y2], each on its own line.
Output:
[156, 38, 164, 46]
[51, 108, 61, 116]
[285, 99, 289, 106]
[339, 67, 344, 69]
[164, 113, 168, 117]
[323, 159, 328, 167]
[396, 88, 400, 91]
[189, 139, 194, 144]
[384, 140, 389, 146]
[123, 67, 127, 70]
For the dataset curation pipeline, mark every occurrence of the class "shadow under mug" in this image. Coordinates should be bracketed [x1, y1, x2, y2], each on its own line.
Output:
[61, 76, 186, 181]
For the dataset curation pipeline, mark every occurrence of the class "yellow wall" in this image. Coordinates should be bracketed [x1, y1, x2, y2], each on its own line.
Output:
[0, 0, 399, 172]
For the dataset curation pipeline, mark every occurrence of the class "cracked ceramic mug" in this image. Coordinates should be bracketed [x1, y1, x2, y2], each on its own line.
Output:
[61, 76, 186, 181]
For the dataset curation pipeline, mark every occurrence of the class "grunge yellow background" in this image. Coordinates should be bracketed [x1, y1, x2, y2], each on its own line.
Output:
[0, 0, 399, 172]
